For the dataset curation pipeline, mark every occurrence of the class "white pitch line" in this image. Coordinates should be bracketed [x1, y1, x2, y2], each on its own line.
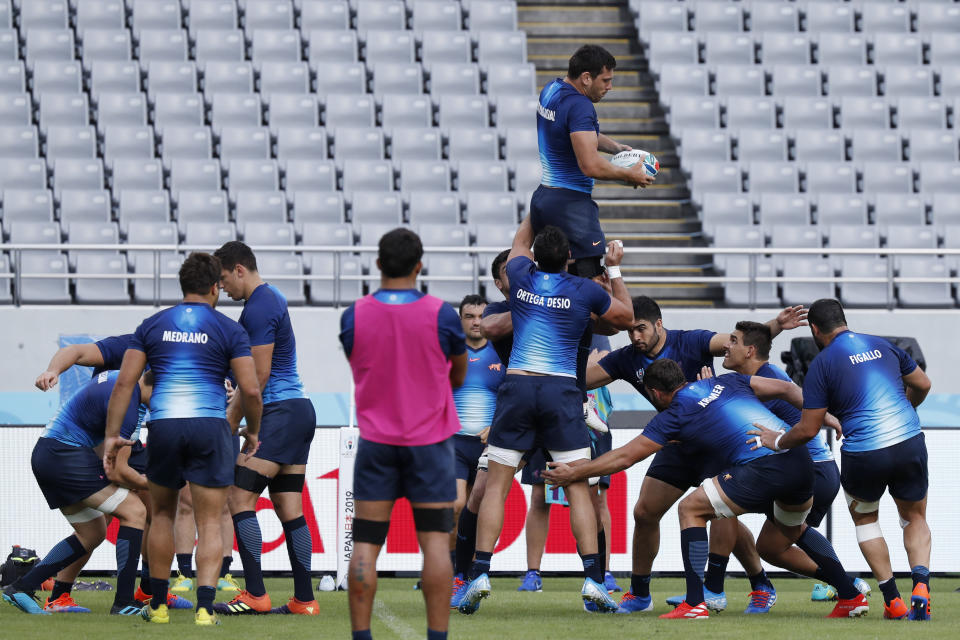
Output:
[374, 598, 421, 640]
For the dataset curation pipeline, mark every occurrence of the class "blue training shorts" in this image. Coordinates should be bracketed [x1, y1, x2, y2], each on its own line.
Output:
[645, 441, 722, 491]
[840, 432, 928, 503]
[146, 417, 235, 489]
[716, 446, 815, 515]
[353, 437, 456, 503]
[591, 430, 613, 489]
[32, 437, 110, 510]
[128, 440, 147, 474]
[454, 434, 485, 486]
[806, 460, 841, 527]
[254, 397, 317, 466]
[529, 185, 604, 260]
[489, 374, 590, 455]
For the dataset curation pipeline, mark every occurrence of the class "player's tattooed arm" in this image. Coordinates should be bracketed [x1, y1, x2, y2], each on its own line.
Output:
[35, 343, 105, 390]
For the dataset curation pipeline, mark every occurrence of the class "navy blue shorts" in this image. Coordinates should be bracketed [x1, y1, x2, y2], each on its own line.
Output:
[520, 448, 547, 485]
[454, 434, 485, 486]
[591, 430, 613, 489]
[806, 460, 841, 527]
[716, 447, 815, 515]
[840, 432, 928, 503]
[645, 442, 720, 491]
[529, 185, 604, 260]
[353, 437, 456, 503]
[128, 441, 148, 474]
[32, 437, 110, 510]
[489, 375, 590, 455]
[146, 418, 235, 489]
[254, 398, 317, 466]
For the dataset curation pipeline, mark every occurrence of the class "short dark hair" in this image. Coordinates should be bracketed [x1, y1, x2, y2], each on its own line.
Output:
[568, 45, 617, 79]
[491, 249, 511, 281]
[735, 320, 772, 360]
[214, 240, 258, 272]
[459, 294, 486, 315]
[642, 359, 686, 394]
[179, 252, 222, 295]
[632, 296, 662, 323]
[808, 298, 847, 334]
[378, 228, 423, 278]
[532, 225, 569, 273]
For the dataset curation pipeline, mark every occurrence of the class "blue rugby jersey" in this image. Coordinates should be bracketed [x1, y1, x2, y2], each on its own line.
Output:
[92, 333, 133, 375]
[44, 370, 143, 447]
[239, 283, 306, 404]
[598, 329, 715, 400]
[756, 362, 833, 462]
[537, 78, 599, 193]
[803, 331, 920, 453]
[130, 302, 251, 420]
[506, 256, 610, 377]
[642, 373, 789, 467]
[481, 300, 512, 365]
[453, 341, 505, 436]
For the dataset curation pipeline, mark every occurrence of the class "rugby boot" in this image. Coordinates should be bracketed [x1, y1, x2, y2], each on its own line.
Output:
[811, 583, 837, 601]
[658, 601, 709, 620]
[170, 573, 193, 593]
[2, 585, 50, 615]
[908, 583, 930, 621]
[213, 590, 271, 615]
[195, 608, 221, 626]
[450, 575, 468, 609]
[517, 570, 542, 592]
[827, 593, 869, 618]
[217, 573, 241, 592]
[666, 587, 727, 612]
[134, 586, 193, 609]
[43, 593, 89, 613]
[855, 578, 872, 596]
[615, 591, 653, 614]
[140, 603, 170, 624]
[604, 571, 622, 593]
[270, 597, 319, 615]
[40, 579, 55, 591]
[883, 596, 909, 619]
[111, 601, 145, 615]
[580, 577, 618, 612]
[457, 573, 491, 615]
[744, 585, 776, 614]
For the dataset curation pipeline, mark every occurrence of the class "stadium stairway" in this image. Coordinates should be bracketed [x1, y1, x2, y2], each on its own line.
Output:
[520, 0, 721, 306]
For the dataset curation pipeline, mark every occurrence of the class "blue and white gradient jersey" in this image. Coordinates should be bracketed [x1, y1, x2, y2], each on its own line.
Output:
[803, 331, 920, 453]
[92, 333, 133, 375]
[598, 329, 715, 400]
[44, 370, 144, 448]
[643, 373, 789, 467]
[130, 302, 251, 420]
[239, 283, 306, 404]
[756, 362, 833, 462]
[453, 341, 505, 436]
[537, 78, 599, 193]
[506, 256, 610, 378]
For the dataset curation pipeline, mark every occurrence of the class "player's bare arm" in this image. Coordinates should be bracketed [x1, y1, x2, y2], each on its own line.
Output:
[231, 355, 263, 459]
[749, 375, 804, 408]
[598, 240, 633, 330]
[570, 130, 653, 187]
[449, 351, 468, 388]
[103, 348, 147, 473]
[507, 215, 535, 264]
[35, 342, 106, 390]
[480, 311, 512, 340]
[708, 305, 808, 356]
[749, 407, 828, 452]
[585, 360, 614, 391]
[597, 132, 631, 154]
[107, 444, 148, 491]
[227, 342, 274, 430]
[903, 366, 932, 408]
[544, 434, 662, 486]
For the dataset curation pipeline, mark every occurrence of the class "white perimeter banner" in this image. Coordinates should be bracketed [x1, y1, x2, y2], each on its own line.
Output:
[1, 427, 958, 573]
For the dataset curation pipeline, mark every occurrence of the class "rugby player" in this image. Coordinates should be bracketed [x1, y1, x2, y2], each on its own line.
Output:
[2, 370, 152, 616]
[339, 228, 467, 640]
[457, 219, 633, 614]
[750, 299, 933, 621]
[104, 252, 263, 626]
[545, 359, 869, 620]
[584, 297, 807, 613]
[212, 241, 319, 616]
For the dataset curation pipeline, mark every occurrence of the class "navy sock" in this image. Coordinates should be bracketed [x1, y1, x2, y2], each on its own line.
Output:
[14, 535, 87, 592]
[197, 585, 216, 614]
[630, 573, 651, 598]
[597, 528, 607, 571]
[220, 556, 232, 579]
[282, 516, 314, 602]
[680, 527, 708, 606]
[580, 552, 603, 584]
[114, 526, 144, 605]
[748, 569, 773, 591]
[176, 553, 193, 579]
[140, 559, 152, 594]
[233, 511, 266, 596]
[150, 578, 169, 610]
[879, 578, 901, 605]
[797, 528, 857, 600]
[911, 565, 930, 589]
[50, 580, 73, 600]
[455, 508, 478, 577]
[703, 552, 729, 594]
[469, 551, 492, 580]
[352, 631, 373, 640]
[427, 629, 447, 640]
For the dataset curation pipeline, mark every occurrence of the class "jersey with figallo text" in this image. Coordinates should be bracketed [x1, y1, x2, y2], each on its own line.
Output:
[239, 283, 306, 404]
[803, 331, 920, 453]
[44, 370, 143, 447]
[130, 302, 251, 420]
[537, 78, 599, 193]
[756, 362, 833, 462]
[598, 329, 715, 399]
[642, 373, 789, 467]
[506, 256, 610, 378]
[453, 341, 505, 436]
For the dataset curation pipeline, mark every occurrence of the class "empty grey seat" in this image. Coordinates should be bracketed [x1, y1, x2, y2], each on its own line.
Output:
[467, 0, 517, 31]
[657, 63, 708, 97]
[512, 160, 541, 194]
[113, 159, 164, 190]
[850, 129, 901, 162]
[737, 129, 786, 162]
[342, 159, 394, 192]
[324, 94, 375, 127]
[399, 160, 450, 191]
[862, 3, 910, 33]
[648, 32, 698, 69]
[177, 190, 229, 223]
[283, 159, 336, 192]
[9, 218, 59, 242]
[365, 30, 415, 63]
[307, 29, 358, 63]
[333, 127, 385, 160]
[357, 0, 406, 31]
[722, 256, 779, 307]
[67, 220, 117, 246]
[313, 62, 367, 95]
[293, 192, 346, 226]
[251, 29, 302, 63]
[694, 2, 742, 31]
[805, 161, 856, 194]
[782, 97, 832, 129]
[25, 29, 75, 65]
[119, 192, 171, 228]
[816, 33, 866, 66]
[419, 222, 469, 247]
[701, 192, 752, 231]
[751, 1, 799, 32]
[839, 96, 889, 129]
[139, 29, 189, 63]
[211, 93, 262, 131]
[873, 34, 922, 67]
[465, 191, 517, 225]
[300, 1, 350, 31]
[39, 94, 89, 130]
[423, 255, 476, 302]
[0, 158, 46, 190]
[898, 257, 953, 308]
[350, 192, 403, 224]
[0, 126, 39, 158]
[428, 63, 480, 95]
[46, 126, 97, 158]
[245, 0, 294, 31]
[932, 193, 960, 225]
[884, 66, 934, 98]
[816, 193, 867, 224]
[421, 30, 472, 64]
[103, 126, 156, 164]
[154, 93, 205, 128]
[372, 62, 423, 95]
[668, 97, 720, 129]
[133, 251, 184, 304]
[770, 64, 820, 97]
[80, 29, 131, 68]
[919, 3, 960, 34]
[96, 93, 147, 131]
[441, 95, 489, 129]
[477, 31, 527, 64]
[90, 61, 141, 95]
[716, 64, 765, 96]
[761, 33, 810, 65]
[227, 159, 279, 196]
[61, 194, 107, 226]
[0, 94, 31, 125]
[202, 61, 253, 93]
[474, 222, 518, 268]
[412, 1, 461, 31]
[919, 162, 960, 193]
[725, 96, 776, 129]
[22, 1, 68, 30]
[391, 127, 442, 160]
[0, 60, 24, 92]
[381, 94, 433, 128]
[839, 257, 890, 308]
[691, 162, 741, 196]
[494, 95, 537, 129]
[713, 225, 763, 248]
[19, 251, 70, 304]
[749, 161, 798, 193]
[908, 130, 958, 163]
[827, 224, 878, 249]
[194, 29, 246, 62]
[275, 126, 328, 161]
[235, 190, 288, 224]
[257, 252, 305, 305]
[242, 221, 295, 248]
[218, 126, 271, 159]
[187, 1, 238, 33]
[805, 2, 854, 33]
[53, 158, 104, 195]
[885, 223, 936, 249]
[826, 66, 875, 97]
[184, 221, 236, 245]
[897, 97, 947, 130]
[793, 129, 844, 162]
[680, 129, 730, 162]
[33, 61, 82, 92]
[74, 252, 128, 304]
[448, 128, 498, 161]
[308, 252, 363, 305]
[706, 33, 753, 65]
[260, 62, 311, 94]
[301, 221, 352, 247]
[457, 160, 508, 191]
[758, 193, 810, 226]
[147, 61, 197, 94]
[770, 225, 821, 270]
[862, 162, 913, 194]
[407, 191, 460, 223]
[930, 32, 960, 67]
[132, 0, 182, 31]
[160, 126, 213, 162]
[781, 258, 833, 307]
[77, 0, 126, 31]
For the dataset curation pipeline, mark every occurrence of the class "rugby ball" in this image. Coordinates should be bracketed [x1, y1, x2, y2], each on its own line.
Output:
[610, 149, 659, 178]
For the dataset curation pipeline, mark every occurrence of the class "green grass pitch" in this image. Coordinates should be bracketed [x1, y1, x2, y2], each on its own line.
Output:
[3, 576, 958, 639]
